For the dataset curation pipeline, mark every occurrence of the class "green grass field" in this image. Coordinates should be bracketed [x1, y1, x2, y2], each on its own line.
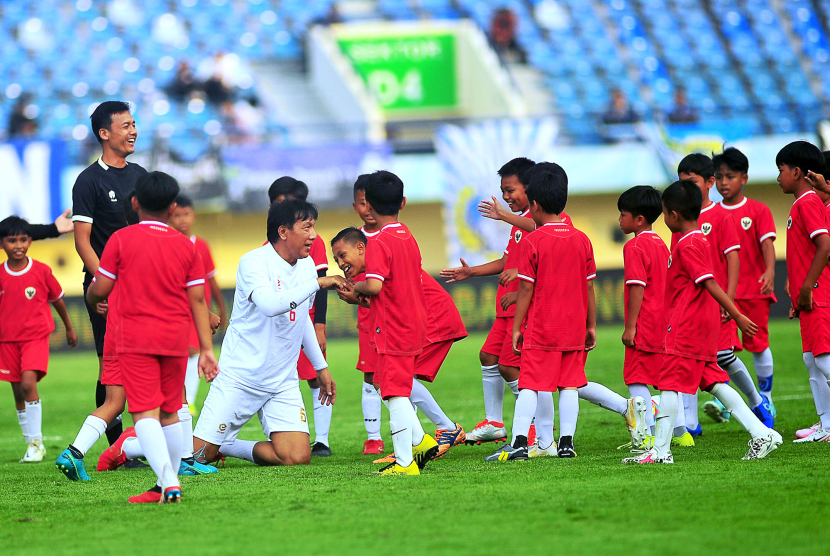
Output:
[1, 319, 829, 555]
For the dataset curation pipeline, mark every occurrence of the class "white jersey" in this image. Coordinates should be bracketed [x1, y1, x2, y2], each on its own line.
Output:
[219, 245, 318, 393]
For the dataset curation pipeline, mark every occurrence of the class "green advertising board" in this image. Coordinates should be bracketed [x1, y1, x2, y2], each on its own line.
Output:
[337, 33, 457, 111]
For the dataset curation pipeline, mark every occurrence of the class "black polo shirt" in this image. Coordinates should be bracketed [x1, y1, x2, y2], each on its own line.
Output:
[71, 157, 147, 273]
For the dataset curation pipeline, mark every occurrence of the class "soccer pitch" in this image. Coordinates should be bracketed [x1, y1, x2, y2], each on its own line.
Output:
[1, 320, 828, 556]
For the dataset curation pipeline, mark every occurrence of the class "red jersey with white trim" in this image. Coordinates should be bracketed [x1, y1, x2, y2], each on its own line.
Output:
[623, 230, 669, 353]
[97, 221, 206, 356]
[192, 236, 215, 308]
[497, 211, 571, 318]
[364, 222, 427, 355]
[719, 198, 777, 301]
[517, 222, 595, 351]
[664, 231, 719, 361]
[671, 202, 740, 292]
[0, 258, 64, 342]
[357, 227, 381, 335]
[421, 271, 467, 344]
[786, 190, 830, 309]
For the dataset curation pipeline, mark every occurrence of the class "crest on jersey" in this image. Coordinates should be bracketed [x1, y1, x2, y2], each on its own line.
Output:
[289, 301, 297, 310]
[741, 217, 752, 230]
[787, 217, 793, 229]
[701, 223, 712, 235]
[108, 190, 116, 202]
[514, 230, 523, 243]
[25, 287, 36, 299]
[667, 256, 672, 268]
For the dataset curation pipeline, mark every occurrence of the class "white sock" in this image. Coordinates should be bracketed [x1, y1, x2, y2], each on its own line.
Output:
[535, 392, 555, 449]
[162, 422, 183, 480]
[223, 439, 258, 463]
[628, 384, 653, 429]
[411, 379, 454, 430]
[511, 389, 538, 443]
[710, 382, 769, 438]
[123, 436, 143, 459]
[184, 354, 200, 406]
[72, 415, 108, 455]
[506, 379, 520, 400]
[578, 382, 627, 415]
[719, 350, 763, 408]
[683, 392, 699, 432]
[311, 387, 332, 446]
[481, 364, 504, 423]
[362, 382, 382, 441]
[388, 397, 415, 467]
[134, 418, 174, 487]
[178, 405, 194, 459]
[753, 348, 774, 399]
[411, 403, 426, 445]
[17, 409, 29, 443]
[653, 390, 678, 458]
[814, 353, 830, 384]
[804, 352, 830, 429]
[673, 392, 686, 437]
[558, 389, 579, 438]
[25, 400, 42, 441]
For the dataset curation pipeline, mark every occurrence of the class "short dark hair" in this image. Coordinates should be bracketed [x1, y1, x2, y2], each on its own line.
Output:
[497, 157, 536, 181]
[678, 153, 714, 181]
[617, 185, 663, 224]
[266, 199, 318, 244]
[175, 194, 193, 209]
[363, 170, 404, 216]
[135, 171, 180, 214]
[775, 141, 825, 176]
[662, 180, 702, 221]
[330, 226, 367, 247]
[0, 216, 31, 239]
[712, 147, 749, 174]
[525, 164, 568, 215]
[268, 176, 309, 204]
[353, 174, 371, 197]
[90, 101, 131, 145]
[521, 162, 570, 189]
[823, 151, 830, 173]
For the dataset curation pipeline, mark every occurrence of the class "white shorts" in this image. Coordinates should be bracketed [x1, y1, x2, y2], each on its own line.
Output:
[193, 373, 309, 446]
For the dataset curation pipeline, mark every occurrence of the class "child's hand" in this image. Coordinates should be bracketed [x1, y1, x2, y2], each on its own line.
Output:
[621, 325, 636, 348]
[735, 314, 758, 337]
[499, 291, 517, 311]
[720, 306, 732, 323]
[337, 283, 360, 304]
[797, 285, 813, 312]
[478, 196, 509, 221]
[512, 329, 523, 355]
[789, 306, 798, 319]
[199, 349, 220, 382]
[499, 268, 518, 286]
[807, 170, 830, 194]
[759, 270, 774, 296]
[209, 312, 221, 334]
[585, 327, 597, 351]
[96, 301, 108, 317]
[319, 275, 348, 291]
[66, 329, 78, 348]
[440, 259, 472, 283]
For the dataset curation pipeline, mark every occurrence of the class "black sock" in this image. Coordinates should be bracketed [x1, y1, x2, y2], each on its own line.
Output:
[67, 444, 84, 459]
[512, 435, 528, 448]
[105, 416, 123, 446]
[95, 381, 106, 408]
[559, 435, 573, 448]
[148, 485, 162, 494]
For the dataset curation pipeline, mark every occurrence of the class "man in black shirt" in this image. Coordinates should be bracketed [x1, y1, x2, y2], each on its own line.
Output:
[67, 101, 146, 456]
[28, 209, 74, 241]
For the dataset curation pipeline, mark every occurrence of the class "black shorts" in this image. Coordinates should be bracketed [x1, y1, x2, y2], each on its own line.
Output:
[83, 273, 106, 356]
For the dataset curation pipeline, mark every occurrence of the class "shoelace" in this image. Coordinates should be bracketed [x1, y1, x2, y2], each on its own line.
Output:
[473, 419, 490, 430]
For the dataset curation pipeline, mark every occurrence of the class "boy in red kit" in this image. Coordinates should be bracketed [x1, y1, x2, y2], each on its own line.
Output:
[85, 171, 219, 503]
[486, 164, 593, 461]
[676, 154, 774, 435]
[623, 180, 780, 465]
[713, 148, 778, 416]
[0, 217, 77, 463]
[353, 171, 439, 475]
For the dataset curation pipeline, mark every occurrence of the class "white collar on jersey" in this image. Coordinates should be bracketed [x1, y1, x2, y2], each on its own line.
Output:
[139, 220, 168, 227]
[540, 222, 568, 227]
[97, 157, 129, 171]
[678, 229, 703, 242]
[190, 235, 197, 243]
[793, 190, 818, 205]
[634, 230, 658, 236]
[720, 197, 747, 210]
[360, 226, 381, 238]
[380, 222, 402, 231]
[521, 209, 530, 217]
[700, 201, 716, 214]
[4, 257, 33, 276]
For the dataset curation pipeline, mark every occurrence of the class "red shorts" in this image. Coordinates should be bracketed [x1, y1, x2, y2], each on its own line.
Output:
[718, 319, 742, 353]
[0, 338, 49, 382]
[356, 331, 377, 374]
[518, 349, 587, 391]
[375, 353, 415, 399]
[735, 299, 771, 353]
[623, 347, 662, 386]
[119, 352, 186, 413]
[414, 340, 453, 382]
[297, 350, 327, 381]
[481, 316, 520, 368]
[800, 306, 830, 356]
[657, 354, 729, 395]
[101, 318, 121, 385]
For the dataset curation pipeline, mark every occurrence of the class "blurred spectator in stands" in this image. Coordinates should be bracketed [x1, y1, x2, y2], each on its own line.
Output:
[311, 2, 343, 26]
[602, 89, 640, 124]
[666, 87, 699, 124]
[7, 93, 39, 138]
[490, 8, 527, 64]
[166, 61, 199, 102]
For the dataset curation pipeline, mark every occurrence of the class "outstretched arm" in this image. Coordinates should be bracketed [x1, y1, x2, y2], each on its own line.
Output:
[479, 196, 536, 232]
[440, 255, 507, 283]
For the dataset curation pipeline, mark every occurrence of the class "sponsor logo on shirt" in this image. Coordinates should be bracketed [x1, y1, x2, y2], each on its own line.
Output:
[787, 216, 793, 229]
[667, 256, 672, 268]
[701, 222, 712, 235]
[25, 287, 36, 299]
[218, 423, 227, 433]
[741, 217, 752, 230]
[376, 327, 381, 334]
[289, 301, 297, 310]
[514, 230, 523, 243]
[108, 190, 117, 202]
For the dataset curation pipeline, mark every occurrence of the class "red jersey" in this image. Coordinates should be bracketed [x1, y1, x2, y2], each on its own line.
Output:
[671, 202, 740, 292]
[191, 236, 216, 308]
[517, 222, 595, 351]
[664, 231, 719, 361]
[0, 258, 64, 342]
[354, 272, 372, 333]
[623, 230, 670, 353]
[719, 198, 777, 301]
[786, 190, 830, 309]
[97, 220, 206, 356]
[497, 210, 571, 318]
[364, 222, 427, 355]
[421, 271, 467, 344]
